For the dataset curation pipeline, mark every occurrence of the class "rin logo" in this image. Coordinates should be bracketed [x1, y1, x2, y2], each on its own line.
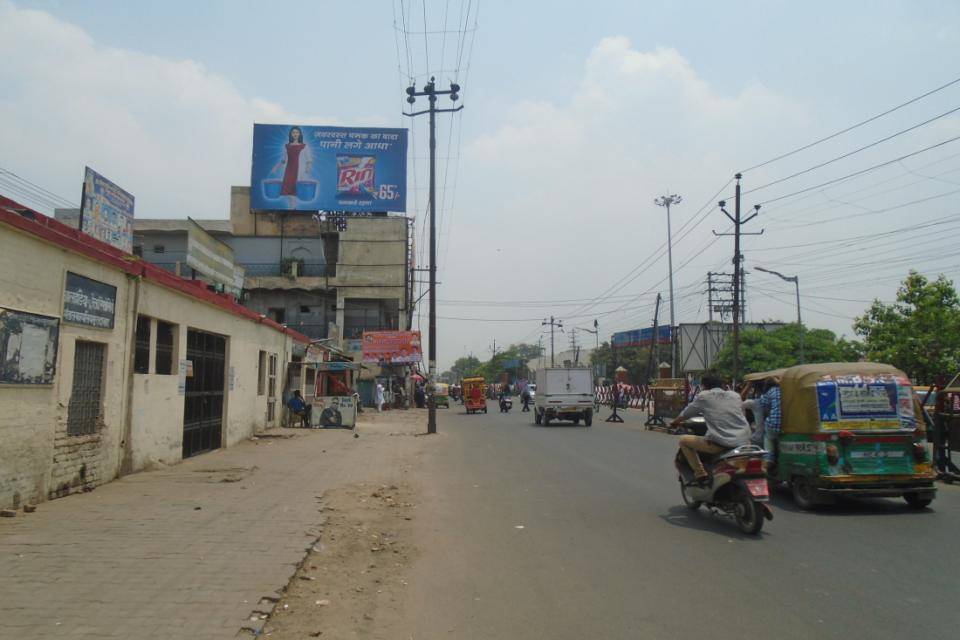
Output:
[336, 156, 376, 195]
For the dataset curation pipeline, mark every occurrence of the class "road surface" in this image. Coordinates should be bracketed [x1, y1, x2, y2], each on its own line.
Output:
[400, 400, 960, 639]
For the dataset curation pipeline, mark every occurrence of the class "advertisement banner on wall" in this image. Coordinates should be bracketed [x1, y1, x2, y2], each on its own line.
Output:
[250, 124, 408, 213]
[0, 308, 60, 385]
[63, 272, 117, 329]
[361, 330, 422, 364]
[80, 167, 135, 253]
[612, 325, 672, 349]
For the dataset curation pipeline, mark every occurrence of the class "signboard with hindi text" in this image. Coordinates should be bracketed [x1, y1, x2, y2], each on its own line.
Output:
[361, 330, 422, 364]
[250, 124, 408, 212]
[80, 167, 135, 253]
[63, 272, 117, 329]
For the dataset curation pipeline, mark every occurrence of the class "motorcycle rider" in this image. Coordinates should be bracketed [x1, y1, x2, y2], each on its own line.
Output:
[669, 373, 751, 487]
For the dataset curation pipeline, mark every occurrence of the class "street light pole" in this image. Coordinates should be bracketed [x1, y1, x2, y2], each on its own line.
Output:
[654, 194, 682, 376]
[755, 266, 804, 363]
[405, 77, 463, 435]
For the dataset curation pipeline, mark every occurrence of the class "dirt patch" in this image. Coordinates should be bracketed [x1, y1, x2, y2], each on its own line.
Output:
[256, 481, 418, 639]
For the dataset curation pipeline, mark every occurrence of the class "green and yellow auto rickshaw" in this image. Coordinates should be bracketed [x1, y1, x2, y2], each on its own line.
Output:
[743, 362, 937, 510]
[434, 383, 450, 409]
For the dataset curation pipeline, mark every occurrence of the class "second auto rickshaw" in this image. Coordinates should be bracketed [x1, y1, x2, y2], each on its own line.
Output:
[742, 362, 936, 510]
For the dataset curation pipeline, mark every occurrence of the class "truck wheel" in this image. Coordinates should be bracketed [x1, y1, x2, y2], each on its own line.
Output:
[572, 418, 580, 425]
[543, 414, 551, 426]
[535, 410, 542, 425]
[584, 411, 593, 427]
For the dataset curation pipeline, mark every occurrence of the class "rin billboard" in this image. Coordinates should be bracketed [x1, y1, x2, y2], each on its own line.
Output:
[250, 124, 408, 213]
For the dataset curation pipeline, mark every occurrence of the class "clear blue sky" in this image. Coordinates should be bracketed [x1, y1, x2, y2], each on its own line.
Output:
[4, 0, 960, 369]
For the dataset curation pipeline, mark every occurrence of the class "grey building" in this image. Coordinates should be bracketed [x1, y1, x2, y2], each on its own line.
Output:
[55, 186, 414, 361]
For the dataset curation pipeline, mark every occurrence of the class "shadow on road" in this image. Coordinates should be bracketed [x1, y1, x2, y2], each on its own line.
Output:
[659, 504, 767, 540]
[768, 484, 938, 517]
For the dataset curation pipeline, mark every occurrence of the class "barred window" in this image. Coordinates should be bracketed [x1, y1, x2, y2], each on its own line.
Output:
[67, 341, 105, 435]
[134, 315, 150, 374]
[155, 321, 175, 375]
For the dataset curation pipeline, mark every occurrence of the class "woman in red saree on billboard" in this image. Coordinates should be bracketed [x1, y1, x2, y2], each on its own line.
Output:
[271, 126, 313, 207]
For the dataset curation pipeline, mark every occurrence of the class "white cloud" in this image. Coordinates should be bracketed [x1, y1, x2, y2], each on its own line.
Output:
[440, 37, 812, 361]
[0, 1, 335, 217]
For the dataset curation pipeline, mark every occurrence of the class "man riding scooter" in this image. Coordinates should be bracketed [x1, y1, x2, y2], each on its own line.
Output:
[670, 373, 751, 487]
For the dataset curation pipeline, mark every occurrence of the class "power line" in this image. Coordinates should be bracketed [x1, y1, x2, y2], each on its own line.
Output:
[739, 75, 960, 173]
[743, 104, 960, 196]
[756, 134, 960, 206]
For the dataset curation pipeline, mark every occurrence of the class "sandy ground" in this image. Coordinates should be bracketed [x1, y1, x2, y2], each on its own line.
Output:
[257, 409, 428, 639]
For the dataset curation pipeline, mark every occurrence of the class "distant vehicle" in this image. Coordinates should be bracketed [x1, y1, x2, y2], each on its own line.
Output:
[526, 384, 536, 402]
[534, 367, 594, 426]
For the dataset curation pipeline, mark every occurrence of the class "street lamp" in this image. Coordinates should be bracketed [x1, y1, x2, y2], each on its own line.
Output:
[654, 194, 681, 376]
[755, 266, 804, 363]
[576, 319, 601, 380]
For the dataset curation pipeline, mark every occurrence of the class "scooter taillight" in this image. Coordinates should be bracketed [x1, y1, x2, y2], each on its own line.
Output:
[745, 458, 764, 474]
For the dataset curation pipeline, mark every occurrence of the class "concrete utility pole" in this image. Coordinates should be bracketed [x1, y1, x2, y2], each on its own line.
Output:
[755, 266, 804, 363]
[646, 293, 662, 383]
[405, 77, 462, 435]
[654, 194, 682, 376]
[542, 316, 563, 367]
[715, 174, 762, 385]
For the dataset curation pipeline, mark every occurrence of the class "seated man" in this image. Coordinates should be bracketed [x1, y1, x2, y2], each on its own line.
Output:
[287, 390, 312, 428]
[670, 373, 751, 486]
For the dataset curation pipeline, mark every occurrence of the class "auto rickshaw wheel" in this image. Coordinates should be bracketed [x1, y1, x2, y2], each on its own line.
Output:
[791, 476, 819, 511]
[733, 490, 763, 534]
[680, 480, 701, 510]
[535, 410, 542, 425]
[904, 493, 933, 509]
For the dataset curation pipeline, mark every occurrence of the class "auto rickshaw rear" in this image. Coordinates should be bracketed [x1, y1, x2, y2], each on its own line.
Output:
[775, 363, 936, 509]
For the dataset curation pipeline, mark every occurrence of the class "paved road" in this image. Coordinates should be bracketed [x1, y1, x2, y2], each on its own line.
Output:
[403, 400, 960, 639]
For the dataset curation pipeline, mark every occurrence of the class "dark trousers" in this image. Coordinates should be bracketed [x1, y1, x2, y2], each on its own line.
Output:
[294, 404, 312, 427]
[522, 399, 530, 411]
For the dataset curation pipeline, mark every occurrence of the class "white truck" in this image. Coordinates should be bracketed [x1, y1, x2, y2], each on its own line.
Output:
[534, 367, 594, 426]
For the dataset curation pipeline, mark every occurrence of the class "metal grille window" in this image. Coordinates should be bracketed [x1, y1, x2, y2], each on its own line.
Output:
[267, 353, 277, 422]
[67, 341, 105, 435]
[134, 315, 150, 374]
[258, 350, 266, 395]
[155, 321, 175, 375]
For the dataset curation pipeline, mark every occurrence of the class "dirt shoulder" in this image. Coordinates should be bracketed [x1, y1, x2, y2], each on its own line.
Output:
[257, 409, 429, 639]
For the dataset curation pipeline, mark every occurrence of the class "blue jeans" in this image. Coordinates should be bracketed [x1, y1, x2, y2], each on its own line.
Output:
[764, 430, 780, 463]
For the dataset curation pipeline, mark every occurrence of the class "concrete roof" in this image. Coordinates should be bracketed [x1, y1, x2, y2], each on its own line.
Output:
[134, 219, 233, 233]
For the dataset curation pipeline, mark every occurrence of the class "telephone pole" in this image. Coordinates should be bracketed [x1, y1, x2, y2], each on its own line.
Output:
[646, 293, 662, 382]
[715, 174, 763, 384]
[654, 193, 682, 376]
[404, 77, 463, 435]
[542, 316, 563, 367]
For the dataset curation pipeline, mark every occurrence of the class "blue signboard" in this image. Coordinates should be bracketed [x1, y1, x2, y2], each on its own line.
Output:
[612, 325, 672, 349]
[250, 124, 408, 213]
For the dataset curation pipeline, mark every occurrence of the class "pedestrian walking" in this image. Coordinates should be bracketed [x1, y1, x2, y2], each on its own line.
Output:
[375, 382, 385, 412]
[521, 387, 531, 412]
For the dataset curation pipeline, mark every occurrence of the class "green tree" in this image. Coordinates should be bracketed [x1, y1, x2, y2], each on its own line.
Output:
[853, 271, 960, 384]
[590, 341, 655, 384]
[450, 355, 482, 381]
[712, 324, 862, 379]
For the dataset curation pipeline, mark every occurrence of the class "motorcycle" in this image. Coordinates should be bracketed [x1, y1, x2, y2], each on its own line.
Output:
[499, 396, 513, 413]
[675, 443, 773, 534]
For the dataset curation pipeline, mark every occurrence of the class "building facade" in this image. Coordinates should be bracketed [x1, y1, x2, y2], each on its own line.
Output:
[2, 196, 308, 510]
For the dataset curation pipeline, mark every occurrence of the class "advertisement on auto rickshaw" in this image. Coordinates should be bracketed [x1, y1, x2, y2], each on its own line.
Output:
[816, 375, 916, 431]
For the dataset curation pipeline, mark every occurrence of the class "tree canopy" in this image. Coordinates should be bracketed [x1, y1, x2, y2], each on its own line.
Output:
[712, 324, 862, 379]
[854, 271, 960, 384]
